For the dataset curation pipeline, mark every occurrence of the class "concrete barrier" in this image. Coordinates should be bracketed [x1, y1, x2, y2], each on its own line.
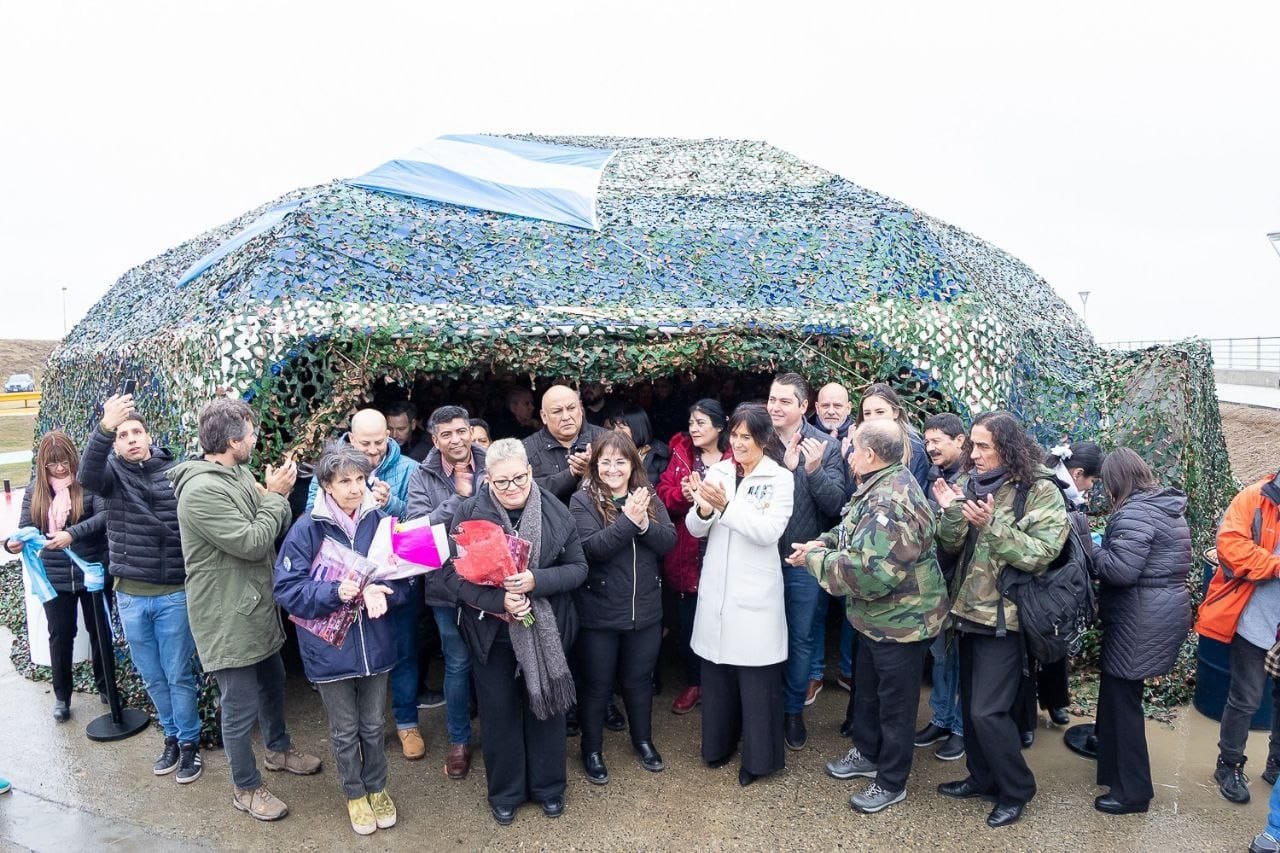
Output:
[1215, 369, 1280, 388]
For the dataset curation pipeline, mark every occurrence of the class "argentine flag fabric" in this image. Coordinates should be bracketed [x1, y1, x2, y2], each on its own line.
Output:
[349, 134, 617, 231]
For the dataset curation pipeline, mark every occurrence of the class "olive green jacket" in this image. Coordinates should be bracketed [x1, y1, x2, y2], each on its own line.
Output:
[937, 467, 1069, 632]
[805, 463, 948, 643]
[169, 459, 292, 672]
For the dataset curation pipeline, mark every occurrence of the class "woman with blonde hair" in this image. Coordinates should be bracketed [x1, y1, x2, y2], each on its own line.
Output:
[855, 383, 929, 488]
[5, 430, 110, 722]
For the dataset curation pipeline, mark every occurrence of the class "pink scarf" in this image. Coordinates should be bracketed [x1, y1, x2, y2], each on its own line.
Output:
[323, 492, 359, 541]
[47, 475, 74, 534]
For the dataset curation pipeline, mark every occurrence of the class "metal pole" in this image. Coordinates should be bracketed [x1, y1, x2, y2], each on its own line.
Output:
[1077, 291, 1091, 325]
[61, 287, 68, 334]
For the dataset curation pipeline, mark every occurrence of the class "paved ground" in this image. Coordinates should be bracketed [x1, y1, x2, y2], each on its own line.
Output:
[1217, 383, 1280, 410]
[0, 623, 1272, 852]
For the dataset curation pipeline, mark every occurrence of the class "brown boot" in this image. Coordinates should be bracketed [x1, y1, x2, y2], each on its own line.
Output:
[264, 746, 322, 776]
[232, 785, 289, 821]
[398, 727, 426, 760]
[445, 743, 472, 780]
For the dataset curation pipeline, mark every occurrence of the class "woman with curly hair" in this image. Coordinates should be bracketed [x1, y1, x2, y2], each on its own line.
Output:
[570, 431, 677, 785]
[931, 411, 1069, 828]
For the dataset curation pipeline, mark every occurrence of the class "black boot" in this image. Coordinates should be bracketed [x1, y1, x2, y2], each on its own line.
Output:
[784, 713, 807, 750]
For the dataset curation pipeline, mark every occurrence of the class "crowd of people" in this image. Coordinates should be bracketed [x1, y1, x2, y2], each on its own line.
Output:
[8, 368, 1280, 847]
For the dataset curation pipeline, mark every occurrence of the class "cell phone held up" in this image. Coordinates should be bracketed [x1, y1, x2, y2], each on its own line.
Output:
[121, 378, 137, 396]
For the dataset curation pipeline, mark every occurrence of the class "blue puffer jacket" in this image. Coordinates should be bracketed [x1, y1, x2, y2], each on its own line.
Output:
[305, 436, 419, 519]
[273, 495, 404, 683]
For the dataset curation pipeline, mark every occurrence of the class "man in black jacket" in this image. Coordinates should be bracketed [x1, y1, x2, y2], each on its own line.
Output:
[523, 385, 608, 504]
[769, 373, 848, 750]
[405, 405, 488, 781]
[79, 393, 202, 783]
[914, 413, 969, 762]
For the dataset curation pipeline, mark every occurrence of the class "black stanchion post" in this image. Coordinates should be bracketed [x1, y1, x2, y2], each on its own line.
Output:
[85, 589, 149, 742]
[1063, 722, 1097, 759]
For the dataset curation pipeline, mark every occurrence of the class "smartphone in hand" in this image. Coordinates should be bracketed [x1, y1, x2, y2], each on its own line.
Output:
[121, 378, 137, 396]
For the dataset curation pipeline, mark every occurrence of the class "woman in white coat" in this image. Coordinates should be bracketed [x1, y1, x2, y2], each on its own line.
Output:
[687, 403, 795, 786]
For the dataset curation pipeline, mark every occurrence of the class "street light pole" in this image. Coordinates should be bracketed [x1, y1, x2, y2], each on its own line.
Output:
[1078, 290, 1091, 325]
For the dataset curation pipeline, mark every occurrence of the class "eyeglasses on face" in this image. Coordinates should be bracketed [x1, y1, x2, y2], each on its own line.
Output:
[490, 472, 531, 491]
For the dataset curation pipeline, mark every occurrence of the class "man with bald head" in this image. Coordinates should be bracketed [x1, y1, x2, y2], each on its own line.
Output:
[523, 384, 608, 503]
[306, 408, 425, 758]
[812, 382, 854, 444]
[788, 418, 948, 814]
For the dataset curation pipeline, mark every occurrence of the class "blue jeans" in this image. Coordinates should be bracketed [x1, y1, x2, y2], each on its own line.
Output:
[1267, 772, 1280, 840]
[390, 578, 421, 730]
[808, 594, 855, 681]
[783, 566, 822, 714]
[929, 632, 963, 735]
[116, 589, 201, 744]
[433, 606, 473, 745]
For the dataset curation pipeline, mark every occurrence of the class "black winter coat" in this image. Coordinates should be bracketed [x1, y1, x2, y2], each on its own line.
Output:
[779, 422, 847, 560]
[16, 487, 108, 593]
[78, 427, 186, 586]
[1094, 488, 1193, 681]
[523, 423, 609, 503]
[440, 487, 588, 665]
[569, 489, 677, 632]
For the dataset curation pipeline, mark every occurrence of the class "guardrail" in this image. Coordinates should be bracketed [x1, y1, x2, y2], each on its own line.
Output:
[0, 391, 41, 408]
[1101, 337, 1280, 373]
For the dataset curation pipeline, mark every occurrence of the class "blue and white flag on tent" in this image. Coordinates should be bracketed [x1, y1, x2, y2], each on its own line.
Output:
[178, 198, 306, 287]
[349, 134, 616, 231]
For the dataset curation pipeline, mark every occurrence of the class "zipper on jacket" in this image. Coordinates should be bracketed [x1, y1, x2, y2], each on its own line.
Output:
[631, 539, 638, 625]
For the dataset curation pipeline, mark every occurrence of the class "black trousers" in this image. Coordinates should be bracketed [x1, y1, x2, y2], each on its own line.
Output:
[851, 635, 928, 793]
[578, 623, 661, 754]
[472, 635, 567, 809]
[700, 659, 785, 776]
[1014, 655, 1071, 731]
[1095, 671, 1153, 805]
[959, 631, 1036, 806]
[43, 589, 109, 703]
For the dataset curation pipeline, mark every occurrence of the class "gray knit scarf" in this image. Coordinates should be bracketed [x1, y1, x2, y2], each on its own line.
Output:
[486, 483, 576, 720]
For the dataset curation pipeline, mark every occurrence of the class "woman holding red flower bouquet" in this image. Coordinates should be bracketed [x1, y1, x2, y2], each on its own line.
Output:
[440, 438, 588, 827]
[273, 443, 403, 837]
[570, 431, 677, 786]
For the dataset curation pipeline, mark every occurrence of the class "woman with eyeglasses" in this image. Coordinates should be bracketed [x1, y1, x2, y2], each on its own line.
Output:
[686, 404, 794, 787]
[5, 430, 110, 722]
[569, 431, 676, 785]
[440, 438, 587, 826]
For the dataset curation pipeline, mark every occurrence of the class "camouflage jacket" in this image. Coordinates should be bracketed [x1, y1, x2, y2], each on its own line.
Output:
[804, 463, 948, 643]
[937, 466, 1069, 632]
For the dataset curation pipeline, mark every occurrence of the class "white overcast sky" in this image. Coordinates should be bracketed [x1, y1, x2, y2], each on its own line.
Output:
[2, 1, 1277, 345]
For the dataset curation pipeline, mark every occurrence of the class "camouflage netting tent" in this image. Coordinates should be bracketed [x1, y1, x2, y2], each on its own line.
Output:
[40, 134, 1235, 548]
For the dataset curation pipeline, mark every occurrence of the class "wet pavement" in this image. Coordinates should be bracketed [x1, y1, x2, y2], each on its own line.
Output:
[0, 623, 1271, 852]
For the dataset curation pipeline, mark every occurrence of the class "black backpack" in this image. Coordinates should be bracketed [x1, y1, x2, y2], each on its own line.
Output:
[994, 479, 1096, 664]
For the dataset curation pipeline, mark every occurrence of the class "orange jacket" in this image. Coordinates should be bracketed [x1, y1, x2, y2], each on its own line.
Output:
[1195, 473, 1280, 644]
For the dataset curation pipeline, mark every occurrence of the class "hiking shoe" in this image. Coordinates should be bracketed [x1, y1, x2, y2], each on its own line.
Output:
[233, 785, 288, 821]
[1264, 759, 1280, 786]
[398, 728, 426, 760]
[1251, 831, 1280, 853]
[347, 796, 377, 836]
[1214, 757, 1250, 803]
[850, 782, 906, 814]
[265, 746, 322, 776]
[368, 790, 397, 829]
[176, 743, 202, 784]
[935, 733, 966, 761]
[153, 736, 180, 775]
[913, 723, 950, 747]
[826, 746, 877, 780]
